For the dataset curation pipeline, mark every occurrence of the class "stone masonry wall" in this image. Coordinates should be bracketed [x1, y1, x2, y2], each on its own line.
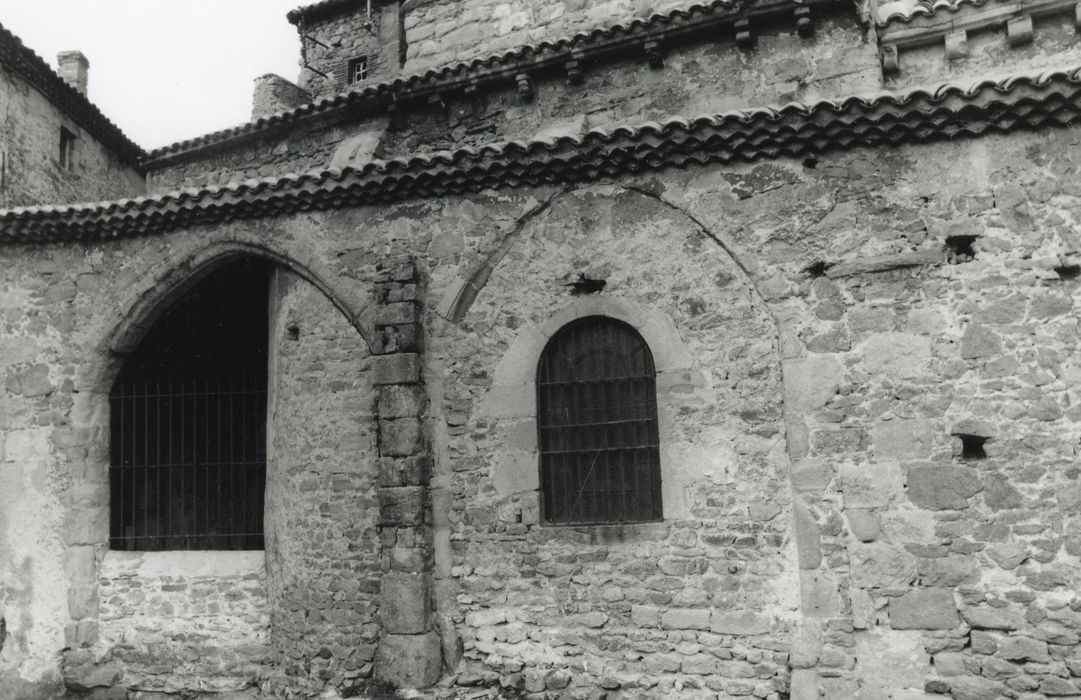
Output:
[884, 11, 1081, 92]
[0, 219, 380, 698]
[5, 121, 1081, 698]
[422, 186, 800, 697]
[147, 12, 878, 193]
[87, 551, 269, 696]
[0, 64, 144, 208]
[296, 2, 403, 100]
[265, 268, 382, 696]
[403, 0, 726, 73]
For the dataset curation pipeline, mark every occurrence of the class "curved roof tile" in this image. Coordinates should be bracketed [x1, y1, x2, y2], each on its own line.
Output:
[5, 66, 1079, 243]
[0, 22, 145, 166]
[145, 0, 798, 164]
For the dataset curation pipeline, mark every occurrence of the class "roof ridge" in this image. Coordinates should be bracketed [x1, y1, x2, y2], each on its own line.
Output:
[4, 64, 1079, 241]
[0, 21, 146, 166]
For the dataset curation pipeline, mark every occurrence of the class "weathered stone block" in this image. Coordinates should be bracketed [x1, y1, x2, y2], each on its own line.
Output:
[871, 419, 932, 459]
[918, 555, 977, 587]
[863, 333, 931, 378]
[379, 418, 424, 456]
[660, 608, 711, 630]
[812, 428, 867, 454]
[63, 661, 122, 691]
[377, 456, 432, 486]
[711, 610, 770, 636]
[961, 606, 1021, 630]
[907, 467, 981, 510]
[374, 301, 419, 327]
[849, 543, 916, 589]
[791, 459, 832, 494]
[374, 631, 442, 688]
[380, 572, 431, 634]
[840, 459, 900, 507]
[960, 324, 1001, 360]
[68, 585, 99, 620]
[801, 572, 841, 617]
[888, 589, 959, 630]
[377, 385, 427, 418]
[845, 509, 879, 542]
[630, 605, 661, 628]
[492, 450, 536, 494]
[783, 356, 844, 412]
[995, 635, 1048, 662]
[378, 487, 426, 526]
[373, 324, 422, 354]
[794, 498, 821, 569]
[372, 353, 421, 385]
[944, 676, 1004, 700]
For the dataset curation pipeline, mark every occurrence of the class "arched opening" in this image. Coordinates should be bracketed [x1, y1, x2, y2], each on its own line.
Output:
[536, 316, 663, 525]
[109, 256, 273, 551]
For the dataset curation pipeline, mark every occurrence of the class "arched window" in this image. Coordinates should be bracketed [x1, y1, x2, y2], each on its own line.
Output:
[109, 258, 271, 551]
[536, 316, 663, 524]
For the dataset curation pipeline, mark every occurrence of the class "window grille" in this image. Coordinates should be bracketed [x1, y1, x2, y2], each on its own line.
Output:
[110, 375, 267, 550]
[109, 258, 270, 551]
[348, 55, 368, 83]
[537, 316, 663, 524]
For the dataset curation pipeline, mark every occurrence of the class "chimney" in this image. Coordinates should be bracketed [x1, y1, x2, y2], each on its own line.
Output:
[251, 74, 311, 120]
[57, 51, 89, 96]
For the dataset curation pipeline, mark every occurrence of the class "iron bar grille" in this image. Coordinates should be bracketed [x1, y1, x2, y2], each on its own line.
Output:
[109, 375, 266, 550]
[537, 316, 663, 525]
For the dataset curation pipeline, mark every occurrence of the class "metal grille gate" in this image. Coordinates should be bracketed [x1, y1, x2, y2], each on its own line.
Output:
[109, 375, 266, 550]
[537, 316, 663, 524]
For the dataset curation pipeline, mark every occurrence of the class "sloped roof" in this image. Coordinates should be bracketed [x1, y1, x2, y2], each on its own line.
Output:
[0, 21, 145, 167]
[3, 67, 1079, 244]
[146, 0, 838, 166]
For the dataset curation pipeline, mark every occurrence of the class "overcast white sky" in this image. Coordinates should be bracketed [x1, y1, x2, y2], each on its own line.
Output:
[0, 0, 305, 149]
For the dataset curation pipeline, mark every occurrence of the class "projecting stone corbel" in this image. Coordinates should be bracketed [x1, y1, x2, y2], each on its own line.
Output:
[644, 39, 663, 69]
[880, 45, 900, 75]
[945, 30, 969, 59]
[516, 73, 535, 102]
[565, 51, 585, 85]
[1007, 15, 1033, 46]
[386, 96, 407, 129]
[735, 18, 756, 49]
[427, 93, 446, 114]
[795, 5, 815, 38]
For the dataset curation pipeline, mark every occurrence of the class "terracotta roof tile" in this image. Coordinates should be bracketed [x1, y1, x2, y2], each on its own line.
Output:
[0, 22, 145, 166]
[147, 0, 828, 165]
[287, 0, 370, 26]
[877, 0, 1071, 29]
[4, 66, 1080, 243]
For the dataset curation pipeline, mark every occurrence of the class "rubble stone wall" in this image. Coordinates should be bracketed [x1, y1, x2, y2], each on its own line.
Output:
[146, 13, 878, 193]
[295, 2, 404, 99]
[402, 0, 720, 73]
[4, 121, 1081, 698]
[422, 185, 799, 697]
[265, 268, 382, 695]
[0, 64, 144, 209]
[92, 551, 269, 696]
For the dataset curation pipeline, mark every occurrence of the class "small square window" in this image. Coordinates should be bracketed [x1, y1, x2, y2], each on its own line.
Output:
[59, 127, 76, 171]
[348, 56, 368, 84]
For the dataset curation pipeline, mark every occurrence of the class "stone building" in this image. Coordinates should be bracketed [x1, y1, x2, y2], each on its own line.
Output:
[2, 0, 1081, 697]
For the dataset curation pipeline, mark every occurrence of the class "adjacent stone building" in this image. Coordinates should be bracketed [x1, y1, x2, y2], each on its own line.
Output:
[2, 0, 1081, 698]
